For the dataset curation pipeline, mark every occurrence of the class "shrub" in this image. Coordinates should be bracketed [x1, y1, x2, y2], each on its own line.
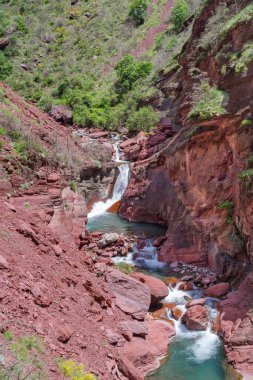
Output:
[69, 180, 78, 193]
[170, 0, 189, 33]
[188, 80, 226, 120]
[129, 0, 150, 25]
[57, 358, 96, 380]
[240, 119, 252, 128]
[0, 52, 13, 80]
[0, 141, 3, 150]
[0, 331, 47, 379]
[126, 106, 159, 133]
[237, 169, 253, 180]
[115, 55, 152, 93]
[218, 199, 234, 224]
[116, 262, 135, 275]
[221, 3, 253, 37]
[198, 3, 230, 50]
[0, 127, 7, 136]
[229, 42, 253, 75]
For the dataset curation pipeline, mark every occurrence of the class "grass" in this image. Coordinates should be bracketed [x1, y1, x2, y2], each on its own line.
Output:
[57, 358, 96, 380]
[229, 42, 253, 75]
[115, 262, 135, 275]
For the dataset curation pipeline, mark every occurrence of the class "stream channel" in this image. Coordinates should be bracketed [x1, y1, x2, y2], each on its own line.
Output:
[86, 139, 240, 380]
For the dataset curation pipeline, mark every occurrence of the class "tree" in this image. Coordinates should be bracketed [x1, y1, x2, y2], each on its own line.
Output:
[129, 0, 150, 25]
[170, 0, 189, 33]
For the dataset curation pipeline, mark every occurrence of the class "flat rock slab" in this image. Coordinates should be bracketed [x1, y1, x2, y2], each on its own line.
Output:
[106, 268, 151, 320]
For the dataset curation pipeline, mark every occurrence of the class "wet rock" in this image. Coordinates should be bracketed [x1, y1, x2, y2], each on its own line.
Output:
[182, 305, 208, 331]
[106, 268, 150, 320]
[204, 282, 229, 298]
[119, 319, 175, 378]
[132, 273, 168, 306]
[98, 233, 119, 248]
[186, 298, 205, 308]
[171, 307, 183, 320]
[152, 236, 167, 247]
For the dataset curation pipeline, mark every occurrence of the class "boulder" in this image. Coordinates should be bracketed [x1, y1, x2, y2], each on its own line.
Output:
[204, 282, 229, 297]
[186, 298, 205, 308]
[50, 105, 72, 124]
[106, 268, 151, 320]
[98, 233, 119, 248]
[132, 273, 168, 305]
[118, 321, 148, 338]
[119, 319, 175, 377]
[0, 255, 9, 270]
[182, 305, 208, 331]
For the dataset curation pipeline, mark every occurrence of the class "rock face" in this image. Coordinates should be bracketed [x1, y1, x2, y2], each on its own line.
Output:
[132, 272, 168, 305]
[106, 268, 151, 320]
[50, 105, 73, 124]
[182, 305, 208, 331]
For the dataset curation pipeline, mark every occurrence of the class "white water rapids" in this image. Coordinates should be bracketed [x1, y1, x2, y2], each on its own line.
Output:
[88, 139, 130, 218]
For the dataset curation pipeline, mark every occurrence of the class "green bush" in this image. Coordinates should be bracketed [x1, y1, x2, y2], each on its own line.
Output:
[0, 141, 3, 150]
[0, 52, 13, 80]
[170, 0, 189, 33]
[115, 55, 152, 93]
[188, 80, 226, 121]
[57, 358, 96, 380]
[218, 200, 234, 224]
[229, 42, 253, 75]
[0, 127, 7, 136]
[240, 119, 252, 128]
[69, 180, 78, 193]
[126, 106, 159, 133]
[237, 169, 253, 180]
[129, 0, 150, 25]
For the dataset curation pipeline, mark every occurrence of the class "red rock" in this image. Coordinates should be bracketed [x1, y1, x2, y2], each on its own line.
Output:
[182, 305, 208, 331]
[171, 307, 183, 320]
[50, 105, 72, 124]
[132, 273, 168, 305]
[57, 324, 73, 343]
[186, 298, 205, 308]
[118, 321, 148, 338]
[106, 268, 151, 320]
[88, 131, 109, 139]
[179, 281, 193, 291]
[152, 236, 167, 247]
[0, 254, 9, 269]
[204, 282, 229, 297]
[119, 319, 175, 377]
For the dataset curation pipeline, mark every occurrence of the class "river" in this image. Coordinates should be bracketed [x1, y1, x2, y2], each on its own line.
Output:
[86, 139, 239, 380]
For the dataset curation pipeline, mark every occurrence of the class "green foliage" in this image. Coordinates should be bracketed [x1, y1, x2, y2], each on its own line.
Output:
[116, 262, 135, 275]
[188, 80, 226, 121]
[240, 119, 252, 128]
[229, 43, 253, 75]
[237, 169, 253, 180]
[221, 3, 253, 37]
[115, 55, 152, 93]
[14, 138, 45, 163]
[218, 199, 234, 224]
[69, 180, 78, 193]
[0, 141, 3, 150]
[198, 3, 230, 50]
[170, 0, 189, 33]
[0, 332, 47, 379]
[0, 127, 7, 136]
[129, 0, 150, 25]
[0, 52, 13, 80]
[57, 358, 96, 380]
[126, 106, 159, 133]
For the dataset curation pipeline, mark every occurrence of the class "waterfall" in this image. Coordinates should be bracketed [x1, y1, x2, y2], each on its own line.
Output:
[88, 139, 130, 218]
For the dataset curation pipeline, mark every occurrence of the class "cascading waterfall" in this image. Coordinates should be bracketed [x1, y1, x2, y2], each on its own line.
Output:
[88, 139, 130, 218]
